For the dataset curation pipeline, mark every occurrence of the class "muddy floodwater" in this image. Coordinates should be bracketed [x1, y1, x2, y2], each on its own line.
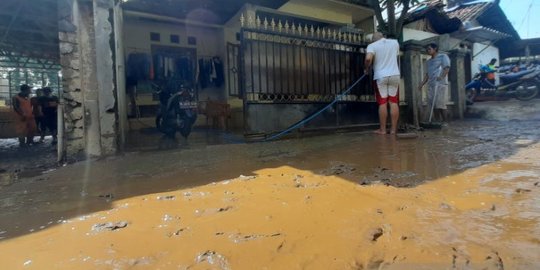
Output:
[1, 101, 540, 269]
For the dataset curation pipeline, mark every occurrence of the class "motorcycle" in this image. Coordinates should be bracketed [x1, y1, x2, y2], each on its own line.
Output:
[465, 66, 540, 105]
[154, 83, 198, 139]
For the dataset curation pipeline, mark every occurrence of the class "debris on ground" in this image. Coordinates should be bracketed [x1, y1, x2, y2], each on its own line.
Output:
[91, 221, 129, 232]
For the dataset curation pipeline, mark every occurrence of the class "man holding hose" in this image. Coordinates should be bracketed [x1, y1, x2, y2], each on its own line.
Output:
[364, 32, 401, 135]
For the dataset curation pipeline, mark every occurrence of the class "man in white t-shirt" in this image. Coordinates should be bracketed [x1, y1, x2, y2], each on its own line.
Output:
[364, 32, 401, 135]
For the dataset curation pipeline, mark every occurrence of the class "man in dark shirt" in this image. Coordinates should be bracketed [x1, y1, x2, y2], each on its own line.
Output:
[39, 87, 58, 145]
[31, 88, 45, 142]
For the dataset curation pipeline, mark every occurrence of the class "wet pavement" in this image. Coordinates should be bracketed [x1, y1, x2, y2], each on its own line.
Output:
[0, 137, 57, 187]
[0, 100, 539, 269]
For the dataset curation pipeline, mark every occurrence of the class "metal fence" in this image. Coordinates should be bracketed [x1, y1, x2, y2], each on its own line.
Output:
[0, 68, 61, 106]
[239, 16, 374, 103]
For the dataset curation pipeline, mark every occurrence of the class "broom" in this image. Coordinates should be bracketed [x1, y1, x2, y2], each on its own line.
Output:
[420, 83, 443, 129]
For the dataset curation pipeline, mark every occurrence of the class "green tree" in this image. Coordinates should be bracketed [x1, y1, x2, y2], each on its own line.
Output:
[369, 0, 421, 39]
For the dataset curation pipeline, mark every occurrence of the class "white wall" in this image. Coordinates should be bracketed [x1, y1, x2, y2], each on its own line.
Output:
[356, 16, 376, 35]
[472, 42, 499, 71]
[402, 28, 438, 42]
[123, 18, 224, 59]
[279, 0, 353, 24]
[472, 42, 499, 84]
[123, 17, 227, 102]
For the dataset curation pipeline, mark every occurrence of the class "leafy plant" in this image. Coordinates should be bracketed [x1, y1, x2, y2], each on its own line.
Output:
[368, 0, 422, 39]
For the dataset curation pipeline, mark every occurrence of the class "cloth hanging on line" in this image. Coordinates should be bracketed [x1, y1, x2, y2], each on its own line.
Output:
[198, 56, 224, 88]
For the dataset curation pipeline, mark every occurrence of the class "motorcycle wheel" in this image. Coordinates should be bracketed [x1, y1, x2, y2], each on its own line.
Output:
[158, 114, 177, 138]
[164, 126, 176, 139]
[466, 88, 477, 105]
[179, 123, 192, 138]
[515, 81, 539, 101]
[179, 114, 197, 138]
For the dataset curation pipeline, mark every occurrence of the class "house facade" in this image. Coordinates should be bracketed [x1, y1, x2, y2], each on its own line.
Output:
[52, 0, 380, 158]
[403, 0, 519, 83]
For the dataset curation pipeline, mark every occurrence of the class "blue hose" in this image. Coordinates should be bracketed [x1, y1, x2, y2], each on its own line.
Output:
[264, 74, 368, 142]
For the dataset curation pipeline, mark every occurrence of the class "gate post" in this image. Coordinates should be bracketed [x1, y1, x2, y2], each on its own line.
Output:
[449, 48, 468, 119]
[402, 41, 424, 127]
[57, 0, 118, 159]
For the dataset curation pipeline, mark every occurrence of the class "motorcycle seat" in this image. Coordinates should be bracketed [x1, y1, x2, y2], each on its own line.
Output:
[499, 69, 534, 82]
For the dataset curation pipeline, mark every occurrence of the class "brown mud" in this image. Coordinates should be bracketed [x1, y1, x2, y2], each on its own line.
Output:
[0, 100, 539, 269]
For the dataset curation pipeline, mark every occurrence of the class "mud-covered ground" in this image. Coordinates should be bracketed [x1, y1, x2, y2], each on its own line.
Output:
[0, 100, 539, 269]
[0, 137, 57, 186]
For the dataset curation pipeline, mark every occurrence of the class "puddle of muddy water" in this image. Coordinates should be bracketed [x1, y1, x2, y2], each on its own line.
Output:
[0, 118, 539, 269]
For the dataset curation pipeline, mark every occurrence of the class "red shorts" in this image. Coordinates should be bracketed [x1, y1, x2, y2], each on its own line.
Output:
[373, 80, 399, 105]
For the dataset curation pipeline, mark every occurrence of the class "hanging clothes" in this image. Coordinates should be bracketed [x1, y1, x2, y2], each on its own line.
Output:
[197, 56, 224, 89]
[198, 58, 210, 88]
[126, 53, 151, 81]
[210, 59, 217, 82]
[213, 57, 224, 87]
[176, 57, 194, 83]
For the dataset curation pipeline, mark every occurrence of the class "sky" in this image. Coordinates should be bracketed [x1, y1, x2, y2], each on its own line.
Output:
[499, 0, 540, 39]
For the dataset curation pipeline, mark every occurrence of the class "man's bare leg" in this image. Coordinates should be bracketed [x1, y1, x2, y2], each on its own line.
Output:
[389, 102, 399, 134]
[435, 109, 446, 122]
[375, 103, 388, 135]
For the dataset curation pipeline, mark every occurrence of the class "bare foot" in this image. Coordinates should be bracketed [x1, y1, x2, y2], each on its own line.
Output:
[373, 129, 386, 135]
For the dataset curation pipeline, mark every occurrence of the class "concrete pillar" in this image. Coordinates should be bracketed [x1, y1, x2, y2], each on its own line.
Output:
[113, 3, 127, 151]
[93, 0, 117, 155]
[402, 41, 424, 127]
[449, 48, 468, 119]
[57, 0, 118, 159]
[58, 0, 85, 158]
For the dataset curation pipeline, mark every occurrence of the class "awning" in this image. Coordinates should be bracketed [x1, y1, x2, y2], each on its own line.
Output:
[451, 26, 510, 43]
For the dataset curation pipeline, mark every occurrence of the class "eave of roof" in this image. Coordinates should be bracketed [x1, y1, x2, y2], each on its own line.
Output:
[405, 0, 519, 41]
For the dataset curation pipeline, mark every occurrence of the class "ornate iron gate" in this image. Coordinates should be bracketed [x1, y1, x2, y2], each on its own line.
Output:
[238, 15, 378, 136]
[240, 18, 374, 103]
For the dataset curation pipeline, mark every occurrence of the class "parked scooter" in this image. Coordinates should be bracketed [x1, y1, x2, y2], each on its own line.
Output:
[154, 82, 198, 139]
[465, 66, 540, 105]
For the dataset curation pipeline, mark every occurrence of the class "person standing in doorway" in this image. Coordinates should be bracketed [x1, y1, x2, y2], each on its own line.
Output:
[419, 43, 451, 123]
[39, 87, 59, 145]
[364, 32, 401, 135]
[12, 84, 37, 147]
[31, 88, 45, 142]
